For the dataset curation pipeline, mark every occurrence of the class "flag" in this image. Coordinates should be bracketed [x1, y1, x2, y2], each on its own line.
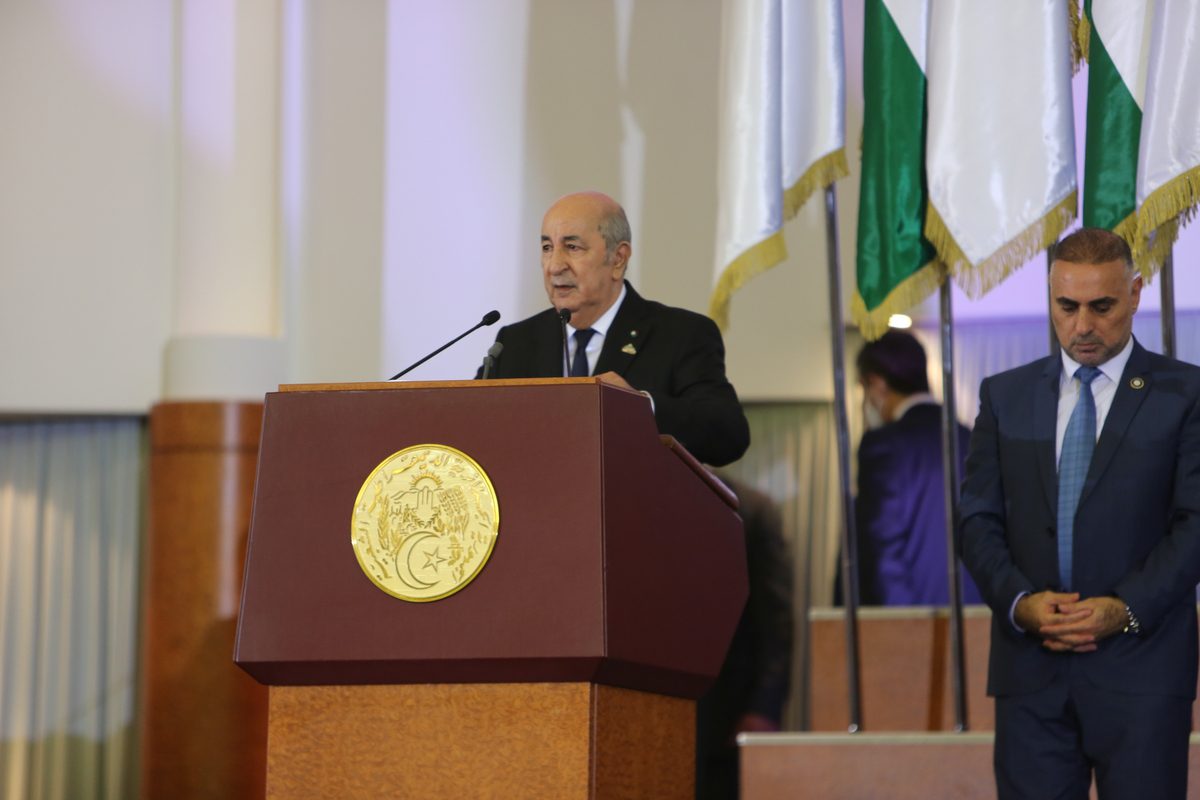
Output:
[1078, 0, 1200, 275]
[1080, 0, 1150, 247]
[710, 0, 848, 330]
[923, 1, 1078, 298]
[852, 0, 941, 341]
[1133, 0, 1200, 270]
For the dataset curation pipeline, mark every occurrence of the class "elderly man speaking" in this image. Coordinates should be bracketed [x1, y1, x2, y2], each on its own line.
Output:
[478, 191, 749, 468]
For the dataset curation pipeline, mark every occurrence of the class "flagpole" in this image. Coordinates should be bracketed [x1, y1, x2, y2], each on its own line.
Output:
[1047, 248, 1058, 355]
[1161, 246, 1176, 359]
[939, 282, 969, 732]
[824, 183, 863, 732]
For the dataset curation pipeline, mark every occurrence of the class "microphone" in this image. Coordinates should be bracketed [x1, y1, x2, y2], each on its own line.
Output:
[480, 342, 503, 380]
[558, 308, 572, 377]
[388, 310, 501, 381]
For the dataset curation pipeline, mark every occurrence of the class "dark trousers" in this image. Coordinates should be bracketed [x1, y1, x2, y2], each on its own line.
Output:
[994, 664, 1192, 800]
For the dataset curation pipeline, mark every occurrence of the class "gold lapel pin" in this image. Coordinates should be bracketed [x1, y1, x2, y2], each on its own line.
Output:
[621, 343, 637, 355]
[630, 330, 638, 337]
[1130, 377, 1145, 389]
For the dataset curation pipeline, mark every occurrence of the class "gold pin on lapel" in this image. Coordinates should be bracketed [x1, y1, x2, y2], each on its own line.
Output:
[1130, 377, 1145, 389]
[630, 330, 638, 337]
[621, 343, 637, 355]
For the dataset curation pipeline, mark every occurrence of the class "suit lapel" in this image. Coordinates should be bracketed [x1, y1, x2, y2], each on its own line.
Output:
[1034, 356, 1061, 515]
[1078, 342, 1152, 506]
[537, 309, 567, 377]
[595, 282, 652, 376]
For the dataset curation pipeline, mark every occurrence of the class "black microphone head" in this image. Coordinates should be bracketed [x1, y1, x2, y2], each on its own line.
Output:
[558, 308, 572, 324]
[482, 309, 501, 326]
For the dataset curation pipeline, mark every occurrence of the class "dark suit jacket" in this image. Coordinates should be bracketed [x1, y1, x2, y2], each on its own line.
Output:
[856, 402, 982, 605]
[481, 283, 750, 467]
[960, 341, 1200, 698]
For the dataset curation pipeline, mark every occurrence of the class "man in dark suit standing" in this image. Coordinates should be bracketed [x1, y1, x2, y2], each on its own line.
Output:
[480, 191, 750, 467]
[960, 227, 1200, 799]
[855, 330, 981, 605]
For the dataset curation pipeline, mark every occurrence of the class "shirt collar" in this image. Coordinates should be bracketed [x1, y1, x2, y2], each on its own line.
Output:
[893, 392, 937, 421]
[1059, 335, 1135, 386]
[567, 283, 626, 339]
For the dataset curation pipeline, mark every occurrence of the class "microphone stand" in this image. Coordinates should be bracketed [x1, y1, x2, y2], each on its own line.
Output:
[389, 311, 500, 381]
[558, 308, 572, 377]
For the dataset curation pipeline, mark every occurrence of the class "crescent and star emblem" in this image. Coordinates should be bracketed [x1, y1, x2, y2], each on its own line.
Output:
[351, 444, 499, 602]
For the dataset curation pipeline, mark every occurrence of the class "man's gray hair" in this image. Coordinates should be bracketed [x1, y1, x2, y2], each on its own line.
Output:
[599, 205, 632, 259]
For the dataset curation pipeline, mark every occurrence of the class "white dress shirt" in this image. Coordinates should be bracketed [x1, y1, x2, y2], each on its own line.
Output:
[1055, 336, 1134, 463]
[565, 283, 626, 377]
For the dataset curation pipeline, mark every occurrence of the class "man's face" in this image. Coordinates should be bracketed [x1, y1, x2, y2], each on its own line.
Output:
[541, 195, 628, 330]
[1050, 258, 1142, 366]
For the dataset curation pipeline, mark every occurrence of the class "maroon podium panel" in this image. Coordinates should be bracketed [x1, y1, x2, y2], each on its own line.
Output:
[234, 378, 747, 699]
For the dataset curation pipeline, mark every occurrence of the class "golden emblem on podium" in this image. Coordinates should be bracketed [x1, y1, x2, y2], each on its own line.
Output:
[351, 444, 499, 602]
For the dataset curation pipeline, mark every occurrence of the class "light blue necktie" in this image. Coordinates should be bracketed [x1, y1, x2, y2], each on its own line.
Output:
[570, 329, 595, 377]
[1057, 365, 1101, 590]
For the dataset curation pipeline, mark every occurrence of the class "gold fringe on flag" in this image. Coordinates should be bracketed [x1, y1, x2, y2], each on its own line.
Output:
[927, 191, 1078, 299]
[1133, 164, 1200, 277]
[1104, 210, 1159, 278]
[1135, 159, 1200, 237]
[708, 230, 789, 331]
[783, 149, 850, 220]
[711, 149, 848, 330]
[1069, 0, 1090, 70]
[1137, 218, 1179, 282]
[1112, 210, 1139, 245]
[921, 202, 972, 283]
[851, 260, 946, 341]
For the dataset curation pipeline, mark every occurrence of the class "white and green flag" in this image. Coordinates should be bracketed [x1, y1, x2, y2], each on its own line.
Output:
[852, 0, 940, 340]
[1080, 1, 1150, 242]
[1133, 1, 1200, 269]
[924, 1, 1078, 297]
[710, 0, 848, 330]
[1081, 0, 1199, 273]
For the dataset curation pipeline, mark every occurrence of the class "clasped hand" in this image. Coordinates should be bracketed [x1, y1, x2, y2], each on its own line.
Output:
[1014, 591, 1128, 653]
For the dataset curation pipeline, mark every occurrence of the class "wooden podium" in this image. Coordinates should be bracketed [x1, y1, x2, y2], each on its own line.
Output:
[234, 378, 747, 798]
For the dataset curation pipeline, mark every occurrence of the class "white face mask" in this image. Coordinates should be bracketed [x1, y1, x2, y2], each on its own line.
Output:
[863, 397, 885, 431]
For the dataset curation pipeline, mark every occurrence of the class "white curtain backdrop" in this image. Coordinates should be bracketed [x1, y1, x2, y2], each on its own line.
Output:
[0, 419, 144, 800]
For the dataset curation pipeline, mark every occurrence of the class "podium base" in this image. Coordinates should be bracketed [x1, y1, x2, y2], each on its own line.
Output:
[266, 682, 694, 799]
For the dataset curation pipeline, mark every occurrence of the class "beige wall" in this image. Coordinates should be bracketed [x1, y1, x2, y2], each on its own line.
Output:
[0, 0, 175, 412]
[282, 0, 387, 385]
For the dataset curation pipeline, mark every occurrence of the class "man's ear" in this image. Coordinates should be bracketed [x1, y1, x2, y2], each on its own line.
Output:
[611, 242, 632, 277]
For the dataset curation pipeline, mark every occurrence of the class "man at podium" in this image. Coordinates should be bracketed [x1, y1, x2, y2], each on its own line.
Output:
[479, 190, 750, 467]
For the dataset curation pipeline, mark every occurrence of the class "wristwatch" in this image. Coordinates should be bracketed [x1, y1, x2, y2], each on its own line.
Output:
[1122, 604, 1142, 635]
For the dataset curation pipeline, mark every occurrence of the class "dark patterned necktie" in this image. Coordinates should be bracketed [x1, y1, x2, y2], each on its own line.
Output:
[570, 329, 595, 377]
[1057, 365, 1101, 590]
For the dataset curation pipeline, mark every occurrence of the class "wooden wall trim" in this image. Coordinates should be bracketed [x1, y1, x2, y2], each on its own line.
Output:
[140, 401, 268, 799]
